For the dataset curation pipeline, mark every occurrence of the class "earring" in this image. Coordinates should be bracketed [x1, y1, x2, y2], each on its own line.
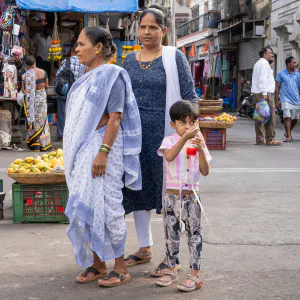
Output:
[96, 50, 99, 54]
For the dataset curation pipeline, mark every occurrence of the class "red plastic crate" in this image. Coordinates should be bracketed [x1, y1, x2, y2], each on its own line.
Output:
[202, 128, 226, 150]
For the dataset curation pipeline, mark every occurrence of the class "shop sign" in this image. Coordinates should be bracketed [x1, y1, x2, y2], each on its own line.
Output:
[209, 37, 220, 53]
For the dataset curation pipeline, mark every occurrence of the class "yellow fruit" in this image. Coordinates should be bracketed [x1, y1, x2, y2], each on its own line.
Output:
[41, 154, 48, 159]
[43, 165, 51, 172]
[56, 148, 63, 157]
[34, 158, 43, 165]
[19, 168, 27, 174]
[24, 157, 34, 163]
[11, 164, 20, 170]
[32, 168, 41, 174]
[7, 168, 14, 173]
[49, 151, 57, 157]
[13, 159, 23, 165]
[43, 158, 49, 162]
[49, 158, 62, 168]
[21, 163, 31, 169]
[233, 116, 237, 121]
[35, 163, 45, 170]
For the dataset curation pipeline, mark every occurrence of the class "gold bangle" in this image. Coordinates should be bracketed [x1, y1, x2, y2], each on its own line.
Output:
[101, 144, 111, 151]
[99, 148, 109, 154]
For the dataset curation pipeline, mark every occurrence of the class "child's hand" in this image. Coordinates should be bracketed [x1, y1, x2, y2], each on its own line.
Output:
[183, 127, 198, 141]
[191, 135, 205, 152]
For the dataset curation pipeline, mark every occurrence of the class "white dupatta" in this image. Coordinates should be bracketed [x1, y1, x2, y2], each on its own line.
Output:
[162, 46, 182, 137]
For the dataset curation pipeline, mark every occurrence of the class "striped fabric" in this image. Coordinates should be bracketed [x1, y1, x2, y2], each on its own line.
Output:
[158, 132, 212, 191]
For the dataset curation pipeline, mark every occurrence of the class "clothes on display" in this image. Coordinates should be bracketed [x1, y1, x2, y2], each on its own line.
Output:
[222, 53, 230, 85]
[2, 62, 17, 98]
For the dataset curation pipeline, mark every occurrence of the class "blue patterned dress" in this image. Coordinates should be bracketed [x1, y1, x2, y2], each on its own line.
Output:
[123, 50, 197, 214]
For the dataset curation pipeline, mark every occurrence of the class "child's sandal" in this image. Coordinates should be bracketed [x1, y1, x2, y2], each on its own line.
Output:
[155, 269, 178, 287]
[177, 274, 203, 292]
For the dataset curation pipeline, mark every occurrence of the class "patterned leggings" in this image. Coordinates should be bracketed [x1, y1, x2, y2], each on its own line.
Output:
[163, 193, 202, 271]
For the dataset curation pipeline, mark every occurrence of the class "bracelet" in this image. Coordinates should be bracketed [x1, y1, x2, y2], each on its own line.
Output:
[101, 144, 111, 151]
[99, 147, 109, 154]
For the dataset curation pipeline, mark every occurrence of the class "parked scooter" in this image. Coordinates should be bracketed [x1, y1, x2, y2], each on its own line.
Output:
[238, 86, 254, 118]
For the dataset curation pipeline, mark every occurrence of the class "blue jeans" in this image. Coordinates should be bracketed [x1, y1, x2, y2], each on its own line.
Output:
[56, 96, 66, 139]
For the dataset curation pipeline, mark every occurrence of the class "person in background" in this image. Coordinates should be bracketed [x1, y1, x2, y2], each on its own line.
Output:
[275, 56, 300, 142]
[31, 26, 52, 79]
[156, 100, 211, 292]
[21, 56, 52, 151]
[251, 46, 283, 146]
[55, 43, 84, 140]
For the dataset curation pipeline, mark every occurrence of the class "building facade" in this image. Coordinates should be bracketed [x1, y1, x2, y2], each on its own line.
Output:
[271, 0, 300, 72]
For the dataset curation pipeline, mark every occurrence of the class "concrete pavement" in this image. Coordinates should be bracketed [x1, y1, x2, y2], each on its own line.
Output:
[0, 117, 300, 300]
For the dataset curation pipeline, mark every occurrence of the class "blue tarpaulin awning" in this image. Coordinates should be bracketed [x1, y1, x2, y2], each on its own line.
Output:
[16, 0, 139, 13]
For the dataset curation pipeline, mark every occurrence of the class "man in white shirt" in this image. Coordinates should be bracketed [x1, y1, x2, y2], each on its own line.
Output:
[251, 46, 283, 146]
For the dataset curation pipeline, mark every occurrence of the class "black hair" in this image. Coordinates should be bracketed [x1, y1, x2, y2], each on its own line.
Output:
[70, 42, 77, 53]
[259, 46, 273, 58]
[25, 55, 35, 67]
[83, 26, 117, 61]
[140, 4, 166, 29]
[170, 100, 199, 122]
[285, 56, 294, 66]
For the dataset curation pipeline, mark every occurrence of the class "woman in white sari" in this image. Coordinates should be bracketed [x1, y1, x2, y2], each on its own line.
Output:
[64, 26, 142, 288]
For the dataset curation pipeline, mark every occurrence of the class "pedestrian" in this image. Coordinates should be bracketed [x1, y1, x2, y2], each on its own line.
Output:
[63, 26, 142, 288]
[275, 56, 300, 142]
[155, 100, 211, 292]
[31, 26, 52, 78]
[55, 43, 85, 140]
[21, 56, 52, 151]
[251, 46, 283, 146]
[122, 4, 198, 276]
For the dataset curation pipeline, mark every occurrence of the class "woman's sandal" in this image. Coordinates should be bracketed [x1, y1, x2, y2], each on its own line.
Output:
[177, 274, 203, 292]
[155, 269, 178, 287]
[98, 271, 131, 288]
[76, 266, 108, 284]
[125, 250, 152, 267]
[151, 262, 181, 277]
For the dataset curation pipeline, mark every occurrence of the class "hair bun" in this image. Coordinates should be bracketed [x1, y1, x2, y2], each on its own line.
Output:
[149, 4, 164, 12]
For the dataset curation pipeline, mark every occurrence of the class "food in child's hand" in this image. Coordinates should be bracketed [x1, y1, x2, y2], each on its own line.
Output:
[187, 146, 197, 156]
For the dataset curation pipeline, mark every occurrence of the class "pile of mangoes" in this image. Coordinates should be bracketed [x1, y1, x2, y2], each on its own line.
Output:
[7, 149, 64, 174]
[214, 113, 237, 123]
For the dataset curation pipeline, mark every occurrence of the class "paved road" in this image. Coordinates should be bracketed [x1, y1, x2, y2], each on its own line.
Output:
[1, 118, 300, 300]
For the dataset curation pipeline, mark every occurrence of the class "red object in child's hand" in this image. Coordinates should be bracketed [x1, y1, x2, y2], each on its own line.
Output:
[186, 147, 197, 156]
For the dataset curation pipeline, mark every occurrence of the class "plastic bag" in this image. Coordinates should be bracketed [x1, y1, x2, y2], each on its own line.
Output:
[253, 99, 270, 124]
[16, 92, 24, 106]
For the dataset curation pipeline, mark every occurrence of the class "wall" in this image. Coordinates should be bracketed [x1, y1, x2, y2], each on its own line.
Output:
[271, 0, 300, 71]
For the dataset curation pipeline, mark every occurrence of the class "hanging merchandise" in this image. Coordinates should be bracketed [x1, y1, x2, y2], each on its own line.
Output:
[188, 43, 196, 58]
[117, 16, 124, 29]
[3, 61, 18, 98]
[48, 13, 62, 62]
[106, 15, 110, 33]
[0, 5, 16, 31]
[181, 46, 186, 55]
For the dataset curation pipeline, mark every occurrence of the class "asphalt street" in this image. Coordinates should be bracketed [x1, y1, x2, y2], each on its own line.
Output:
[0, 118, 300, 300]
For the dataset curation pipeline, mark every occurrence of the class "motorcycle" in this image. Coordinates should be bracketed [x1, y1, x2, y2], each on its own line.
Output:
[238, 87, 254, 118]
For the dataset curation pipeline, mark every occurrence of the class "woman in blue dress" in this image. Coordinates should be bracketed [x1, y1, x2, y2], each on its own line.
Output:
[123, 5, 197, 276]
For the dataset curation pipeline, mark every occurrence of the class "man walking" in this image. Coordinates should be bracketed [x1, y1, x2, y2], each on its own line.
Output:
[275, 56, 300, 142]
[251, 46, 283, 146]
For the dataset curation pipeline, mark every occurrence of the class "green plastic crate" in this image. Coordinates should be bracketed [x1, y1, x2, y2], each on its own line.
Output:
[12, 183, 69, 223]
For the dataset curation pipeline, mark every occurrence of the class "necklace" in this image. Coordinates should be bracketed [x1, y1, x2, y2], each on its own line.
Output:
[138, 48, 161, 71]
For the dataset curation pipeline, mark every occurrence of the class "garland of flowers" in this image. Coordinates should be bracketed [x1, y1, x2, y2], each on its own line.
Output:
[48, 13, 62, 62]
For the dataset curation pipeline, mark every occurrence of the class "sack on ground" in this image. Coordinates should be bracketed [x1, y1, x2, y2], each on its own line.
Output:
[253, 99, 270, 124]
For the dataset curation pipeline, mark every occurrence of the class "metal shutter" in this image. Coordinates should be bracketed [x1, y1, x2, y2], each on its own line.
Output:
[238, 39, 264, 70]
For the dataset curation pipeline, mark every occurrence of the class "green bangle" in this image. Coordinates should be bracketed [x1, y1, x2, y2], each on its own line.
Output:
[101, 144, 111, 151]
[99, 148, 109, 154]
